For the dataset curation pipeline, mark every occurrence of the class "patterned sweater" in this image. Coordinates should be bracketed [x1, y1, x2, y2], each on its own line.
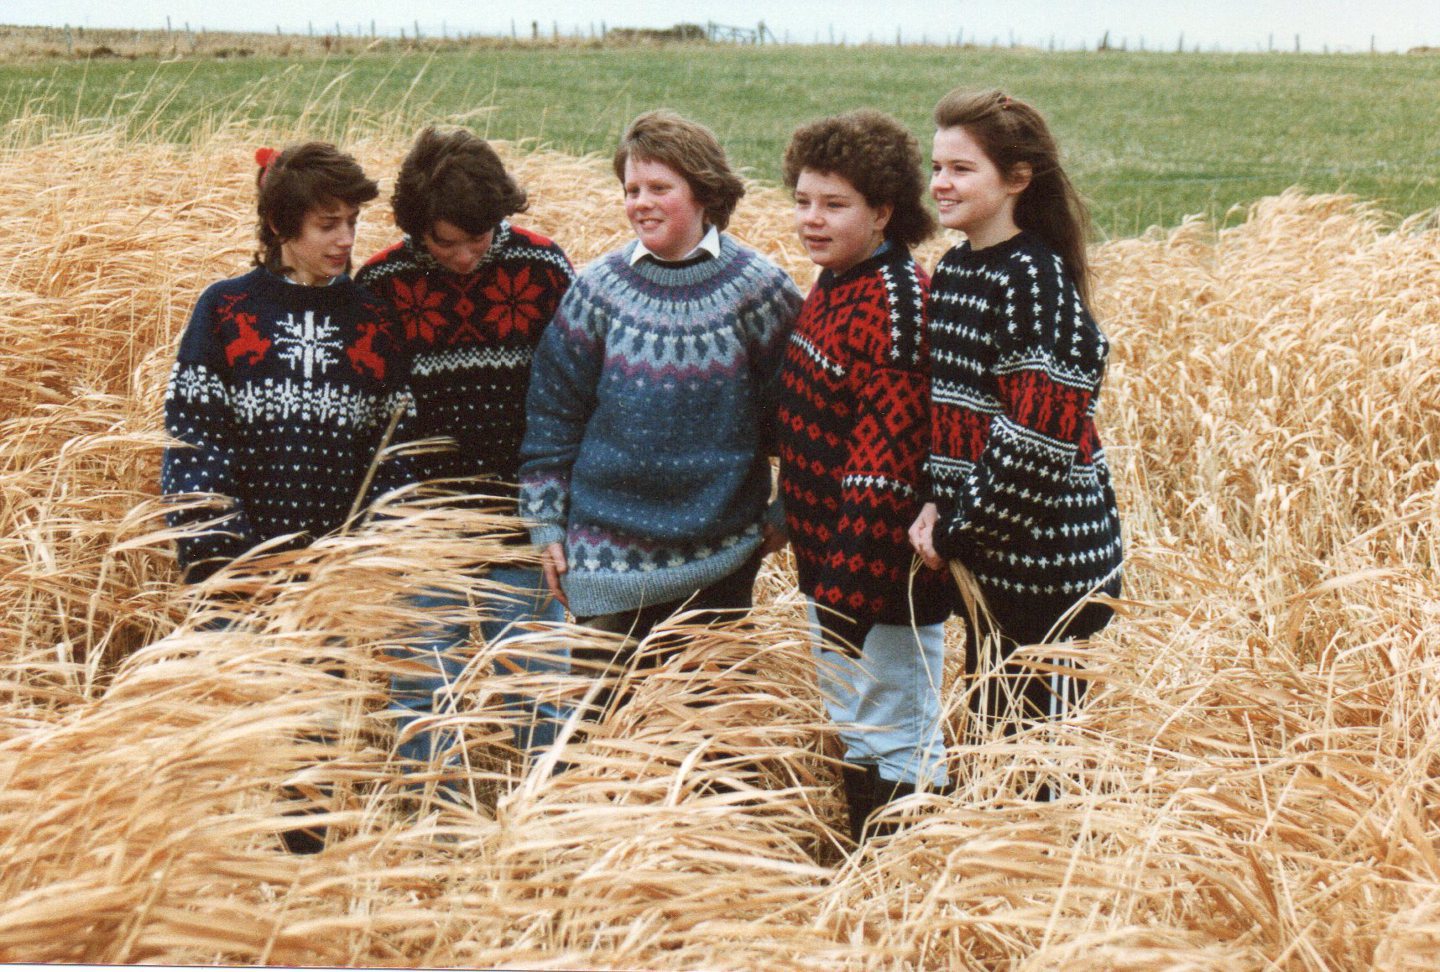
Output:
[927, 232, 1123, 602]
[162, 268, 415, 582]
[519, 234, 802, 617]
[776, 244, 952, 650]
[356, 222, 574, 520]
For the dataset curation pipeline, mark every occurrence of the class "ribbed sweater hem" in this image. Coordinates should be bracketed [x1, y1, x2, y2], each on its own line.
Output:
[564, 532, 763, 617]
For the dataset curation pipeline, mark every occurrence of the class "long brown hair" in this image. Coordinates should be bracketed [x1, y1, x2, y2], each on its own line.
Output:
[933, 88, 1093, 303]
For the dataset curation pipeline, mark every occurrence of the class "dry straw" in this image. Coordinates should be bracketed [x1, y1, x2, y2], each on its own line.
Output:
[1, 103, 1438, 968]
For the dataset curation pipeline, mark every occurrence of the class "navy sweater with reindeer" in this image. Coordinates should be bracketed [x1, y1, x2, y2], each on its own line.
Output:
[161, 267, 415, 581]
[776, 243, 952, 650]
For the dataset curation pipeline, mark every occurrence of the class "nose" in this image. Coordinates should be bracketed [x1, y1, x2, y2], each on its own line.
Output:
[337, 225, 356, 250]
[799, 201, 822, 226]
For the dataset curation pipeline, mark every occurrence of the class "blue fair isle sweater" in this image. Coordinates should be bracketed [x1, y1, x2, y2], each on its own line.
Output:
[162, 267, 416, 581]
[518, 234, 802, 616]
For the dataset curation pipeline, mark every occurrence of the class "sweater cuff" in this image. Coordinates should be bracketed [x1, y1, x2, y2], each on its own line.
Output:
[528, 523, 566, 548]
[764, 496, 787, 533]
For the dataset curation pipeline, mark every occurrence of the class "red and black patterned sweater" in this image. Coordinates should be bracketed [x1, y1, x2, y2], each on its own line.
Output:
[927, 231, 1123, 604]
[357, 222, 573, 524]
[776, 244, 953, 651]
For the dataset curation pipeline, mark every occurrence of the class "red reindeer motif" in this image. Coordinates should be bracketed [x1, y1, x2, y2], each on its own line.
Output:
[346, 321, 387, 379]
[224, 312, 271, 366]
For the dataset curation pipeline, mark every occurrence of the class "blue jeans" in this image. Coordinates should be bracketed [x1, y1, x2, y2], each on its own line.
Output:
[807, 602, 949, 788]
[390, 565, 568, 768]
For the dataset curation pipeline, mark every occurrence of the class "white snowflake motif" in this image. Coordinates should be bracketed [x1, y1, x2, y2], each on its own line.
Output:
[275, 311, 341, 379]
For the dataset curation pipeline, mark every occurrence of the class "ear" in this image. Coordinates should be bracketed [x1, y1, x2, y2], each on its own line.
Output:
[1006, 162, 1033, 196]
[873, 201, 894, 234]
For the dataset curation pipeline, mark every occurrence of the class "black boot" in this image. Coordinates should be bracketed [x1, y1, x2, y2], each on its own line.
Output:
[839, 764, 874, 844]
[278, 785, 327, 854]
[864, 767, 917, 840]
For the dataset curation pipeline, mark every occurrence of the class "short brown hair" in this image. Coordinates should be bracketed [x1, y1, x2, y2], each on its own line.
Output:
[612, 110, 744, 231]
[783, 109, 936, 248]
[254, 142, 378, 275]
[391, 126, 528, 240]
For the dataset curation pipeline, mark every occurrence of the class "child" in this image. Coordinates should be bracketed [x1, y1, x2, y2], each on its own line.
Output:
[357, 127, 575, 765]
[161, 142, 413, 852]
[909, 89, 1123, 782]
[519, 110, 801, 716]
[776, 109, 954, 841]
[163, 142, 412, 584]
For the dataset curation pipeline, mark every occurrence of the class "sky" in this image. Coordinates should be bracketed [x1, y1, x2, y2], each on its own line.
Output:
[5, 1, 1439, 53]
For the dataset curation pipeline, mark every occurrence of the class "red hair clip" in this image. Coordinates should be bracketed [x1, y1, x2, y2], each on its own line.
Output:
[254, 146, 279, 169]
[999, 95, 1013, 110]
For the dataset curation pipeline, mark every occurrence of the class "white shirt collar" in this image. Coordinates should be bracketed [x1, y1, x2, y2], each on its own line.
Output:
[629, 224, 721, 265]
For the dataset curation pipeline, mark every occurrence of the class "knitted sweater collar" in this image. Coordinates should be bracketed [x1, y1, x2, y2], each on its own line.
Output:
[617, 232, 743, 287]
[815, 239, 901, 288]
[400, 219, 514, 274]
[246, 266, 357, 309]
[956, 229, 1034, 264]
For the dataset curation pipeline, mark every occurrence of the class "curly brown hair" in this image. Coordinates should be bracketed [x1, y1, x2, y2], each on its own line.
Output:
[391, 126, 529, 240]
[254, 142, 378, 275]
[782, 109, 936, 248]
[612, 110, 745, 231]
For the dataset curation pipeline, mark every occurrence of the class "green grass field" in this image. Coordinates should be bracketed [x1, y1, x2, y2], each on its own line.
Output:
[4, 44, 1437, 236]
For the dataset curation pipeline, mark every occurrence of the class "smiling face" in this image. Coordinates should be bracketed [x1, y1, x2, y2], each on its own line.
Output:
[930, 125, 1027, 249]
[793, 168, 892, 276]
[623, 155, 707, 261]
[422, 218, 494, 275]
[279, 199, 359, 285]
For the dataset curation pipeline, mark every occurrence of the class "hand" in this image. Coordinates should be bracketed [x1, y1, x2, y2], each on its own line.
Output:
[761, 518, 788, 556]
[541, 542, 570, 610]
[908, 502, 944, 570]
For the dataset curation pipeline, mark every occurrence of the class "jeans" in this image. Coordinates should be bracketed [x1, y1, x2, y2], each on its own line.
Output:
[390, 565, 568, 768]
[807, 602, 949, 788]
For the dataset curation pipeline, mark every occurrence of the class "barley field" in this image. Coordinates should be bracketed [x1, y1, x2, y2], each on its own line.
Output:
[2, 95, 1439, 967]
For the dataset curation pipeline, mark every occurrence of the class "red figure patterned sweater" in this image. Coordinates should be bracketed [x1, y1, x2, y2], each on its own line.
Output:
[777, 243, 953, 651]
[926, 231, 1123, 604]
[357, 221, 573, 524]
[161, 268, 415, 581]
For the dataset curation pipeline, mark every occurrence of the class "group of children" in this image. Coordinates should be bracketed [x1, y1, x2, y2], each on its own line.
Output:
[161, 86, 1124, 848]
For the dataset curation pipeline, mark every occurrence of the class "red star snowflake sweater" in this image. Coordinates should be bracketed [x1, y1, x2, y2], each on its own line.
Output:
[927, 231, 1123, 605]
[776, 244, 953, 651]
[357, 221, 574, 523]
[162, 268, 415, 582]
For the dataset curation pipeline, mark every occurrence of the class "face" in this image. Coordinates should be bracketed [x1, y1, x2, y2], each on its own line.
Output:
[793, 169, 892, 276]
[930, 126, 1026, 248]
[422, 218, 494, 275]
[623, 155, 707, 261]
[279, 199, 359, 285]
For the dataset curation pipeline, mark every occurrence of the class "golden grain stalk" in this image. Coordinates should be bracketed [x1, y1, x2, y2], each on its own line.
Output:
[0, 114, 1437, 968]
